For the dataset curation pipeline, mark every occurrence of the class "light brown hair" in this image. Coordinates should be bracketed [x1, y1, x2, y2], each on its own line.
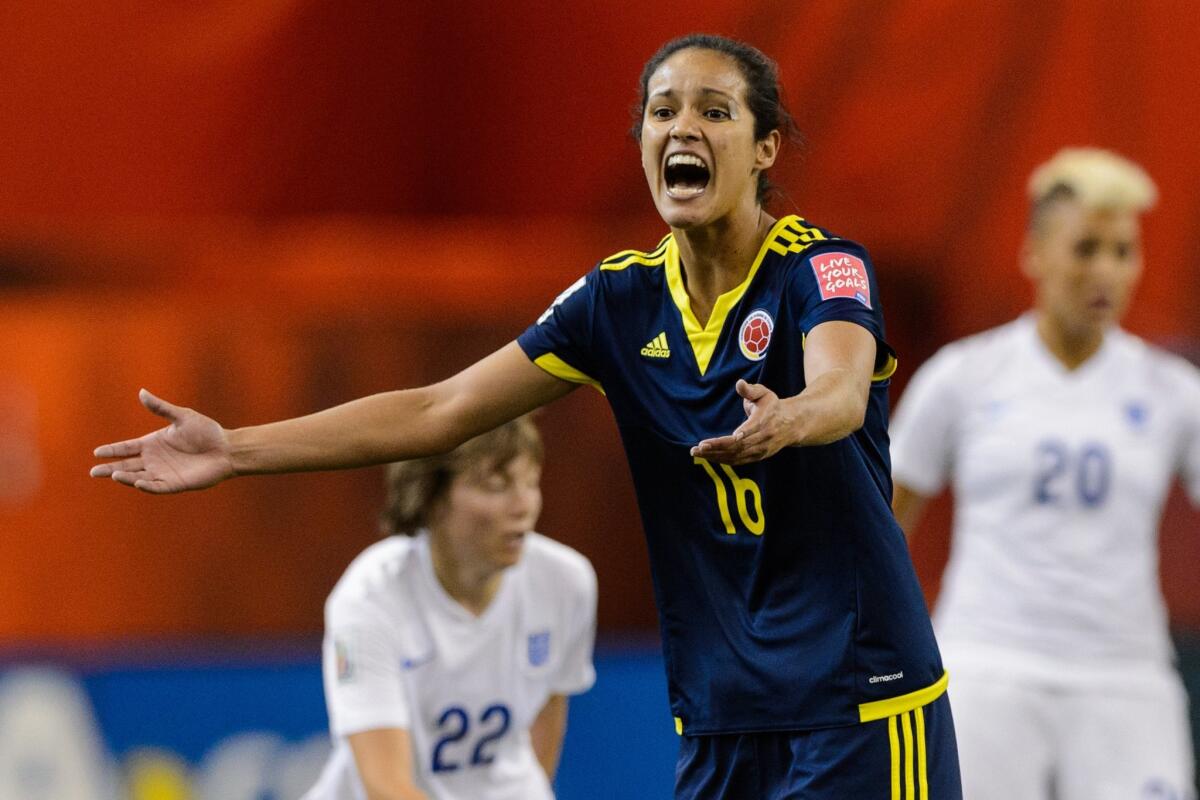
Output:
[379, 416, 543, 536]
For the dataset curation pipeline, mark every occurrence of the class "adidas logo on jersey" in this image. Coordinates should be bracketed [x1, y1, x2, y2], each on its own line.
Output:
[640, 332, 670, 359]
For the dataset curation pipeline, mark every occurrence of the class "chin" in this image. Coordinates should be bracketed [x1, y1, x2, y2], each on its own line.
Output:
[656, 202, 710, 230]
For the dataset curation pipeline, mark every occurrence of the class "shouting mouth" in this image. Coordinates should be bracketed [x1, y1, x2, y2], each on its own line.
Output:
[664, 153, 711, 199]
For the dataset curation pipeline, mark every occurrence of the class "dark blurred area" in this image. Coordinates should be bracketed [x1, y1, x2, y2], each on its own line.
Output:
[0, 1, 1197, 645]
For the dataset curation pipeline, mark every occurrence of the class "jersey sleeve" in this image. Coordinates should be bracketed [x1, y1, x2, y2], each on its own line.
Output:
[322, 594, 410, 736]
[551, 558, 598, 696]
[889, 345, 963, 496]
[789, 241, 896, 378]
[517, 270, 603, 391]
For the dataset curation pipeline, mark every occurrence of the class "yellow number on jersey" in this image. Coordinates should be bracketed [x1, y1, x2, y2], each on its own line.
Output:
[693, 457, 765, 536]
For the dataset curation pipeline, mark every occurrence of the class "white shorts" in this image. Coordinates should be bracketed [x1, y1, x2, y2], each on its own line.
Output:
[949, 668, 1195, 800]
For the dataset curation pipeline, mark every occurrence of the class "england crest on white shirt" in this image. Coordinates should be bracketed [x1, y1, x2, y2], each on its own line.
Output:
[528, 631, 551, 667]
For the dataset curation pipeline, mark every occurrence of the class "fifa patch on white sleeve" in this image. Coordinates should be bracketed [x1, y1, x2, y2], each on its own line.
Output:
[335, 639, 355, 683]
[810, 251, 871, 308]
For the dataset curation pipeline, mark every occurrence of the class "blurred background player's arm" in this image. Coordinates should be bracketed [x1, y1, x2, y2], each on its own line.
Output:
[92, 342, 574, 493]
[888, 345, 961, 537]
[892, 483, 932, 535]
[529, 694, 569, 781]
[348, 728, 429, 800]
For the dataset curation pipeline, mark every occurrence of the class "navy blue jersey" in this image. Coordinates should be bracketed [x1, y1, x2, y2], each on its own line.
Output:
[518, 215, 945, 734]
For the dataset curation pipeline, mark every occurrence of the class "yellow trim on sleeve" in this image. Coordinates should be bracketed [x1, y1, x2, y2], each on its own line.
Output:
[674, 716, 683, 735]
[858, 671, 949, 723]
[873, 352, 899, 382]
[799, 332, 899, 384]
[532, 353, 605, 395]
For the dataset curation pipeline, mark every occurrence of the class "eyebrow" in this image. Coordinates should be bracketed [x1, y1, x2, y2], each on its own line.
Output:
[648, 87, 737, 102]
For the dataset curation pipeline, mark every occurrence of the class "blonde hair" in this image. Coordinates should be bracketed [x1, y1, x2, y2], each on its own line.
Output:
[379, 416, 543, 536]
[1028, 148, 1157, 233]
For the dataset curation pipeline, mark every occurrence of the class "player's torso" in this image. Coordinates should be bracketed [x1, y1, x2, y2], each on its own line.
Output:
[385, 541, 562, 799]
[939, 320, 1186, 666]
[581, 220, 941, 731]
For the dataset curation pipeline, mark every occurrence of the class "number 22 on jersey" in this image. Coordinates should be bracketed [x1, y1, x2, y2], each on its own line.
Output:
[694, 456, 765, 535]
[431, 703, 511, 773]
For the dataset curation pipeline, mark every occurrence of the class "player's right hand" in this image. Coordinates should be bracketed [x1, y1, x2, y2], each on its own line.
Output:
[90, 389, 234, 494]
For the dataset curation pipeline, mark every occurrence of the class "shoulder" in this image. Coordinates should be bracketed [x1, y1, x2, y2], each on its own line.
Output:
[1110, 329, 1200, 395]
[927, 317, 1029, 376]
[326, 536, 418, 621]
[898, 318, 1028, 407]
[590, 235, 671, 284]
[519, 533, 597, 599]
[770, 216, 865, 266]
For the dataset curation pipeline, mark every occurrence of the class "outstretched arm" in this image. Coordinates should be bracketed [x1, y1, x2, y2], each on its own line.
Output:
[91, 341, 573, 493]
[691, 320, 875, 464]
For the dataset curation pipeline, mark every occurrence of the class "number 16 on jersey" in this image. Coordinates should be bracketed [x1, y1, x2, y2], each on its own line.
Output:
[694, 456, 765, 535]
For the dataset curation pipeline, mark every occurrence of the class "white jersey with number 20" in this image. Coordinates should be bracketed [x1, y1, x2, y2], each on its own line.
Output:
[891, 315, 1200, 680]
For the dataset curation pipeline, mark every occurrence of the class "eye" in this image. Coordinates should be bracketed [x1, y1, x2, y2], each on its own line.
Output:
[650, 106, 674, 120]
[1114, 241, 1133, 259]
[1073, 238, 1099, 259]
[704, 107, 730, 120]
[479, 475, 509, 492]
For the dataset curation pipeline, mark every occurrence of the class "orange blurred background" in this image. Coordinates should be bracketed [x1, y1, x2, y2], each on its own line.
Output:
[1, 2, 1197, 642]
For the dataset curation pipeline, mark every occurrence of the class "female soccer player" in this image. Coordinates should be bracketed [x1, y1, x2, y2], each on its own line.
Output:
[94, 34, 960, 798]
[891, 148, 1199, 800]
[301, 417, 597, 800]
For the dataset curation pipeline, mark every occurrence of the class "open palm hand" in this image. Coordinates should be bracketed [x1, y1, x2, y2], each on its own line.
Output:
[90, 389, 234, 494]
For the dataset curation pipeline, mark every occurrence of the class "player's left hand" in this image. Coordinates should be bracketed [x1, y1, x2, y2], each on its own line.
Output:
[690, 379, 797, 465]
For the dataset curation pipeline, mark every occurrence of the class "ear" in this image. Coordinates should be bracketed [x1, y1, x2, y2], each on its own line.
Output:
[755, 129, 781, 171]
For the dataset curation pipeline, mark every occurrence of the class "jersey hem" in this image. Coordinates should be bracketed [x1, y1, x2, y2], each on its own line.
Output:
[858, 671, 949, 722]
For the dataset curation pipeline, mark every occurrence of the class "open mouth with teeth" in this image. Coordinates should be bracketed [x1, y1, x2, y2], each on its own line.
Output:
[664, 153, 711, 199]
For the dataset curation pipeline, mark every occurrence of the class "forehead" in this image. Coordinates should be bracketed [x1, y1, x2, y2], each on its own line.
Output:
[458, 451, 541, 483]
[1041, 200, 1141, 242]
[647, 48, 747, 99]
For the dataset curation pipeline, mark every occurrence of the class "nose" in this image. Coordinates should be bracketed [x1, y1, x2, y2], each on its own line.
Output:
[509, 484, 541, 519]
[670, 109, 701, 141]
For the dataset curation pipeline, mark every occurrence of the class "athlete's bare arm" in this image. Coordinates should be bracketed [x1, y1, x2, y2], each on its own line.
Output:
[347, 728, 430, 800]
[529, 694, 569, 781]
[693, 320, 877, 465]
[91, 342, 573, 493]
[891, 482, 932, 537]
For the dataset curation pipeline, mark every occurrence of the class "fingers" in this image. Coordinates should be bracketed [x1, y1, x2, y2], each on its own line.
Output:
[90, 457, 144, 478]
[139, 388, 183, 422]
[109, 469, 174, 494]
[93, 439, 144, 459]
[735, 379, 770, 401]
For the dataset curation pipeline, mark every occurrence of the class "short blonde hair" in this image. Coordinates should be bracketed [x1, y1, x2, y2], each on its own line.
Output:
[1028, 148, 1157, 232]
[379, 416, 543, 536]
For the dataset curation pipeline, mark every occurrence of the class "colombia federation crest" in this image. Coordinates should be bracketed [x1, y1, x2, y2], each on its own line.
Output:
[738, 309, 774, 361]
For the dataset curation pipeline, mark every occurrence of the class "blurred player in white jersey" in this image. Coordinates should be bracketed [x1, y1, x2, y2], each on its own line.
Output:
[302, 417, 597, 800]
[890, 147, 1200, 800]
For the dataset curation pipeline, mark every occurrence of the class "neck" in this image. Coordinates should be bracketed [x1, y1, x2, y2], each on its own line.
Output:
[427, 532, 503, 616]
[1035, 310, 1105, 370]
[673, 202, 776, 325]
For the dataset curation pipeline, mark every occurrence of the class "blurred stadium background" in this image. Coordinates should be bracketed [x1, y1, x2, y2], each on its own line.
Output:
[1, 2, 1199, 798]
